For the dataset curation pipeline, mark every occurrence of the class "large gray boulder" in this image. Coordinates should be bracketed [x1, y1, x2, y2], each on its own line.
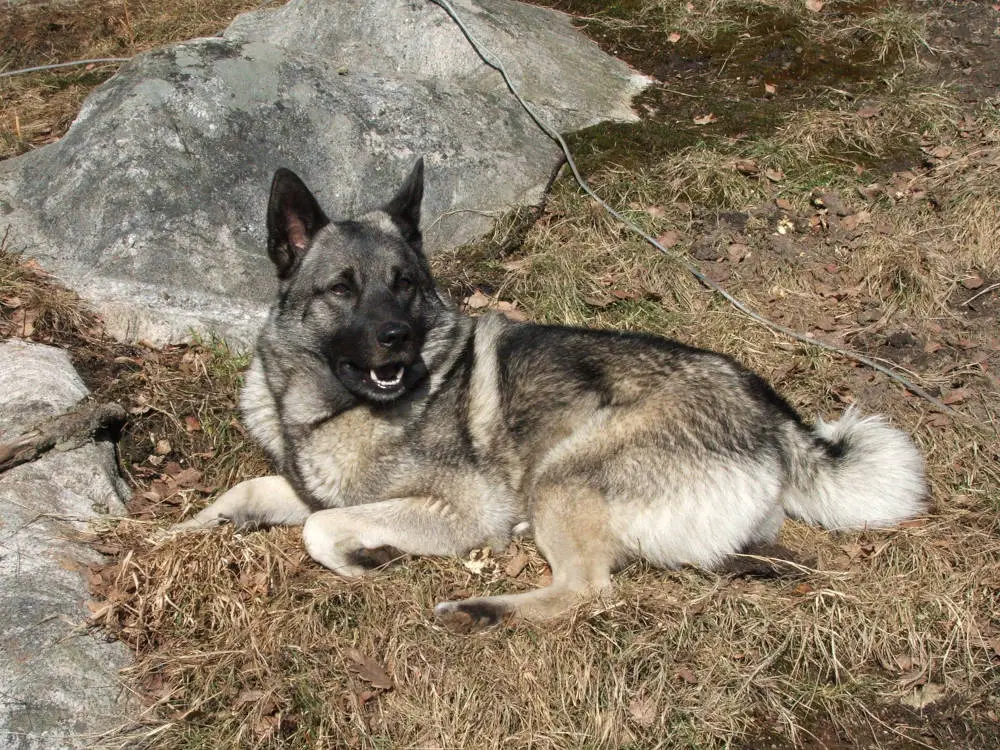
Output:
[0, 341, 132, 750]
[0, 0, 648, 345]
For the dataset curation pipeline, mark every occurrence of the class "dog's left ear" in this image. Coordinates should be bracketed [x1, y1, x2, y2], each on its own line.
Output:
[383, 158, 424, 251]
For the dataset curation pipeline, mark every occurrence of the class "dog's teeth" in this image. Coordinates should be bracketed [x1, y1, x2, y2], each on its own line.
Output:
[370, 366, 405, 389]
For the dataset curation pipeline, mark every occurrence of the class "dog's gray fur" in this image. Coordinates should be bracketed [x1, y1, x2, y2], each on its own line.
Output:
[175, 160, 927, 628]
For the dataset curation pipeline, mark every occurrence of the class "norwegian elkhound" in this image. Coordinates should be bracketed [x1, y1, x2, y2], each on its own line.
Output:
[175, 159, 926, 629]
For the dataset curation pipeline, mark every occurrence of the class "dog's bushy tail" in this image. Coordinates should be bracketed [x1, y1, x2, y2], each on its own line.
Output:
[780, 407, 926, 530]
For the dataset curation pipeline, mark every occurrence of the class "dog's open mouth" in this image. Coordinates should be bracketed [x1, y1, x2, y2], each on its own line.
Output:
[336, 359, 424, 403]
[370, 364, 405, 390]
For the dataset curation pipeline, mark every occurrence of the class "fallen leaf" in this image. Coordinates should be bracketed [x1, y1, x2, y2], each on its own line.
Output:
[645, 205, 666, 219]
[775, 197, 794, 211]
[154, 439, 172, 456]
[674, 666, 698, 684]
[693, 113, 717, 126]
[345, 648, 393, 690]
[857, 104, 881, 118]
[174, 467, 204, 488]
[582, 295, 612, 309]
[235, 689, 267, 706]
[463, 290, 491, 309]
[505, 552, 529, 578]
[655, 229, 681, 248]
[734, 158, 759, 175]
[185, 415, 202, 432]
[901, 683, 945, 710]
[667, 31, 681, 44]
[961, 273, 984, 290]
[764, 168, 785, 182]
[495, 300, 528, 322]
[941, 388, 969, 405]
[805, 0, 824, 11]
[628, 695, 657, 727]
[793, 582, 815, 595]
[727, 243, 750, 262]
[463, 558, 489, 575]
[764, 82, 777, 96]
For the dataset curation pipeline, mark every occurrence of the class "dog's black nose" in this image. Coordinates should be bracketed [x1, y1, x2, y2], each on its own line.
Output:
[376, 322, 412, 349]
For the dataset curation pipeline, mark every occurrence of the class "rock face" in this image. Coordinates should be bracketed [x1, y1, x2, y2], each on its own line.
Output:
[0, 0, 648, 345]
[0, 341, 132, 749]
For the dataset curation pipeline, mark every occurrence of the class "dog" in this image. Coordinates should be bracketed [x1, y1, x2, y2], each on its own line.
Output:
[174, 159, 927, 629]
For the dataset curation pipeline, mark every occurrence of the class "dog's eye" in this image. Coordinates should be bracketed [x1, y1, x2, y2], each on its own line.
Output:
[397, 277, 414, 293]
[329, 283, 351, 297]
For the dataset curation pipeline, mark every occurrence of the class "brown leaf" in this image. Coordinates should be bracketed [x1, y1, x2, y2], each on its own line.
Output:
[928, 145, 954, 159]
[154, 439, 172, 456]
[941, 388, 969, 405]
[345, 648, 393, 690]
[775, 197, 793, 211]
[185, 415, 202, 432]
[764, 82, 777, 96]
[793, 582, 815, 595]
[726, 243, 750, 262]
[805, 0, 824, 11]
[667, 31, 681, 44]
[655, 229, 681, 248]
[174, 468, 204, 488]
[235, 689, 267, 707]
[733, 158, 759, 176]
[764, 168, 785, 182]
[674, 666, 698, 684]
[857, 104, 881, 118]
[693, 113, 717, 126]
[961, 273, 984, 290]
[582, 295, 612, 309]
[505, 552, 529, 578]
[463, 290, 491, 310]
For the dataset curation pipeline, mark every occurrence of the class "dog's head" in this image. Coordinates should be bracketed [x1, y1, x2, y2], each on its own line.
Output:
[264, 159, 442, 404]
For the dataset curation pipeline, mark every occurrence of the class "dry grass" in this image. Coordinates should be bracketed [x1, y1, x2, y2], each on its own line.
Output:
[0, 0, 269, 158]
[2, 0, 1000, 748]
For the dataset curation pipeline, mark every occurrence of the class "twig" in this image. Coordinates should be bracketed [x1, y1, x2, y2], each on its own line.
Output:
[0, 402, 126, 473]
[428, 0, 958, 417]
[962, 281, 1000, 307]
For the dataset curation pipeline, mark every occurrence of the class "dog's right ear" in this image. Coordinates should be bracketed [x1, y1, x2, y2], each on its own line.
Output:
[267, 168, 330, 280]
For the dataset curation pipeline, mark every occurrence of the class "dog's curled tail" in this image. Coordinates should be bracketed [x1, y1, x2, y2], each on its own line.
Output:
[781, 407, 927, 530]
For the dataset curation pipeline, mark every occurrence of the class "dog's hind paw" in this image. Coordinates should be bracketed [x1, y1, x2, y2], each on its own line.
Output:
[345, 545, 405, 570]
[434, 599, 511, 633]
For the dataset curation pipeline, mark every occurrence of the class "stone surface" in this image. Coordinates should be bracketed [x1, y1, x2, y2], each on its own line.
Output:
[0, 0, 648, 345]
[0, 340, 131, 750]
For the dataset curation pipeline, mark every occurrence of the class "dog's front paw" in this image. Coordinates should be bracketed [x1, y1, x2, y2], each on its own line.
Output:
[434, 599, 511, 634]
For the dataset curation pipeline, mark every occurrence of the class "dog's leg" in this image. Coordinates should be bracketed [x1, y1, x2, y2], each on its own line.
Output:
[171, 475, 311, 532]
[301, 495, 502, 578]
[435, 483, 616, 631]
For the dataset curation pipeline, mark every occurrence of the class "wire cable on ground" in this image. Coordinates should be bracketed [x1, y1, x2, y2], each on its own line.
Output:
[428, 0, 956, 417]
[0, 58, 132, 79]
